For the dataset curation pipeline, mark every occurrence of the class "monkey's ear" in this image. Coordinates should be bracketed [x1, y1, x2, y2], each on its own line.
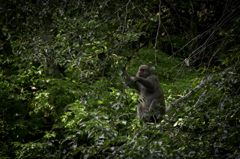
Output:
[149, 66, 155, 74]
[151, 66, 156, 70]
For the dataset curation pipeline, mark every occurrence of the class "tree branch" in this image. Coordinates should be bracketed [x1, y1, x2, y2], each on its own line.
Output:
[166, 68, 230, 113]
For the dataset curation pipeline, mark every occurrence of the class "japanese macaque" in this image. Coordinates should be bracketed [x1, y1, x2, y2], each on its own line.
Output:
[124, 65, 165, 126]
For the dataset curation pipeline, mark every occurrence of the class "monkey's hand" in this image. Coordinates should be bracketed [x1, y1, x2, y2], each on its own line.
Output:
[130, 77, 137, 82]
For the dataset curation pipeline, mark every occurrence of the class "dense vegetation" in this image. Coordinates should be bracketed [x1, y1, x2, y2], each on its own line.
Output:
[1, 0, 240, 158]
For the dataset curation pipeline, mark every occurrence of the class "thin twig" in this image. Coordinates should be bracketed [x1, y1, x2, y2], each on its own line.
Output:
[154, 0, 162, 65]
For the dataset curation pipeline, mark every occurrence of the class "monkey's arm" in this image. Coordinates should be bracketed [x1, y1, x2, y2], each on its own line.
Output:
[132, 77, 155, 90]
[122, 66, 137, 89]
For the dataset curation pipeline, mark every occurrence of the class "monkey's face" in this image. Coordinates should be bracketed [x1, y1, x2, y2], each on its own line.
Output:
[138, 65, 150, 78]
[138, 68, 145, 77]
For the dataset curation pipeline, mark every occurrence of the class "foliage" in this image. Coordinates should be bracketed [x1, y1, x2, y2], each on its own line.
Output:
[1, 0, 240, 158]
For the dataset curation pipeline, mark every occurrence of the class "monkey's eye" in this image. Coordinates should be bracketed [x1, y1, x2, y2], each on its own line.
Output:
[140, 69, 144, 72]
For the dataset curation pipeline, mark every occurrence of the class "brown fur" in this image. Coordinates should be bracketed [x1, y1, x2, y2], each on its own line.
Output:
[131, 65, 165, 126]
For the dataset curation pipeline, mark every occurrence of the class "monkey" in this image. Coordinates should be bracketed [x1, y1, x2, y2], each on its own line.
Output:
[124, 65, 165, 126]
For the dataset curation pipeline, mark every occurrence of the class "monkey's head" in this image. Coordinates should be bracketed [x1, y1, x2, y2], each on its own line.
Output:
[137, 65, 151, 78]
